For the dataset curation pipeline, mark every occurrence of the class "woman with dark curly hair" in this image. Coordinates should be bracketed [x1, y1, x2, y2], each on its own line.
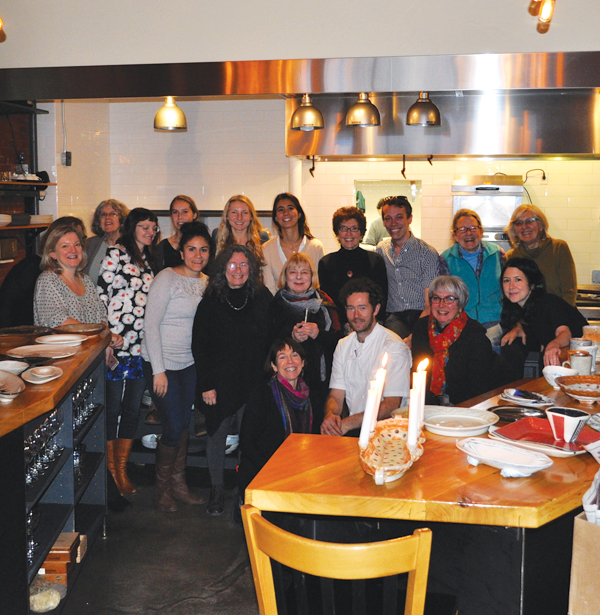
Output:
[84, 199, 129, 284]
[500, 257, 587, 368]
[318, 206, 388, 322]
[262, 193, 324, 294]
[98, 207, 160, 496]
[192, 244, 272, 515]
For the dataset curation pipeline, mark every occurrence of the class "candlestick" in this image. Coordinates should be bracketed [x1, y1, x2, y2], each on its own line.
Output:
[359, 382, 378, 449]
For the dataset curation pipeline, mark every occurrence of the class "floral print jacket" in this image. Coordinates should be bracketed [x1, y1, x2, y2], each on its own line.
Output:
[98, 246, 154, 360]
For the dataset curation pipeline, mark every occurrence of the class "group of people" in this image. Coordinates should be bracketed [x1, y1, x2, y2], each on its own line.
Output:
[1, 188, 587, 518]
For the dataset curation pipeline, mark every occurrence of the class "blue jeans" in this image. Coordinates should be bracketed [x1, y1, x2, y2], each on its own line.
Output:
[106, 376, 147, 440]
[142, 361, 196, 447]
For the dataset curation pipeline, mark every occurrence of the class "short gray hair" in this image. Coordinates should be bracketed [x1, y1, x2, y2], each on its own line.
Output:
[428, 275, 469, 312]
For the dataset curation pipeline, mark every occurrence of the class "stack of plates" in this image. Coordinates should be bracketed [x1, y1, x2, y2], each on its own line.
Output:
[35, 334, 88, 346]
[30, 215, 54, 225]
[0, 214, 11, 228]
[500, 388, 554, 407]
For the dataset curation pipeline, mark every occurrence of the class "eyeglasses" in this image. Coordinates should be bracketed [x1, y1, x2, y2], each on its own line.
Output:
[454, 225, 481, 234]
[136, 224, 157, 233]
[100, 212, 118, 219]
[514, 217, 539, 228]
[431, 295, 458, 305]
[339, 225, 360, 233]
[227, 262, 249, 271]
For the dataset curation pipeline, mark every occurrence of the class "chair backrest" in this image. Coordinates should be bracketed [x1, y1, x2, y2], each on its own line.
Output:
[242, 504, 432, 615]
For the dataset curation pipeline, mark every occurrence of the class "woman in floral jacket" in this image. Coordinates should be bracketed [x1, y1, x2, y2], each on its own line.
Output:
[98, 208, 159, 496]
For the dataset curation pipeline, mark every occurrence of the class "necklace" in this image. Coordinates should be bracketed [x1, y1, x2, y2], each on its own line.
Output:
[225, 294, 248, 311]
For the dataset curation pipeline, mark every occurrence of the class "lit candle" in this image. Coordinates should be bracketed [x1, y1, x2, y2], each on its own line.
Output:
[359, 353, 389, 449]
[414, 359, 429, 425]
[407, 388, 419, 450]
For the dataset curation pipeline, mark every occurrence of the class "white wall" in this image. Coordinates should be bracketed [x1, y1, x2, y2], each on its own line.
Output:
[37, 100, 600, 284]
[2, 1, 599, 69]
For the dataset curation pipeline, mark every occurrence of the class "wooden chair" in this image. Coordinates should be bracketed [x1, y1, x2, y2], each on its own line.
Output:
[242, 504, 434, 615]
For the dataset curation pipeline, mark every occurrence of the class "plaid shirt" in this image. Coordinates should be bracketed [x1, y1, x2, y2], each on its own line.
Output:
[376, 235, 439, 313]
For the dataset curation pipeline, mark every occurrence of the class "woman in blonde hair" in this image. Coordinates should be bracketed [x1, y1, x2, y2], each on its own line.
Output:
[505, 203, 577, 306]
[215, 194, 268, 263]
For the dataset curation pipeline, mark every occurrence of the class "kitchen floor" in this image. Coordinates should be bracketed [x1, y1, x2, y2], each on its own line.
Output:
[62, 463, 259, 615]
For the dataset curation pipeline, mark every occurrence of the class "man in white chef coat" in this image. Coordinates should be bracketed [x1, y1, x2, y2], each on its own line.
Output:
[321, 278, 411, 436]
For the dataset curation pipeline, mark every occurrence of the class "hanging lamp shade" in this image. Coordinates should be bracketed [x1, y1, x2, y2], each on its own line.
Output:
[154, 97, 187, 131]
[291, 94, 324, 131]
[406, 92, 441, 126]
[345, 92, 381, 127]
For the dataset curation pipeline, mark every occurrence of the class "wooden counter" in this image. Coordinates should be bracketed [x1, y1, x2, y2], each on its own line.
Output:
[0, 329, 110, 437]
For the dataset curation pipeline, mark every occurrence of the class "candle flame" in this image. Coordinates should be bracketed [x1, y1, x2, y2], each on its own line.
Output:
[417, 358, 429, 372]
[381, 352, 388, 368]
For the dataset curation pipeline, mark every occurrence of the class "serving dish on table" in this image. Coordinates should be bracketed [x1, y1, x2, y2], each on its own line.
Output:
[554, 375, 600, 405]
[35, 334, 88, 346]
[0, 369, 26, 402]
[500, 388, 554, 407]
[0, 360, 29, 375]
[7, 345, 77, 360]
[21, 366, 63, 385]
[53, 323, 105, 337]
[456, 437, 553, 477]
[423, 406, 499, 436]
[488, 416, 600, 457]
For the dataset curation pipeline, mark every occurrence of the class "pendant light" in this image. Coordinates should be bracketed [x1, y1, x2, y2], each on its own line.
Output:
[291, 94, 324, 131]
[154, 96, 187, 131]
[406, 92, 441, 126]
[536, 0, 555, 33]
[345, 93, 380, 127]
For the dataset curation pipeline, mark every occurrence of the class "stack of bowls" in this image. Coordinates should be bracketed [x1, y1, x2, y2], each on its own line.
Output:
[0, 214, 11, 228]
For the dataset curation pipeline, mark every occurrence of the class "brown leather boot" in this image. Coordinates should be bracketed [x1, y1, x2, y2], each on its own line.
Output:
[114, 438, 136, 495]
[155, 441, 178, 512]
[171, 432, 205, 505]
[106, 439, 118, 485]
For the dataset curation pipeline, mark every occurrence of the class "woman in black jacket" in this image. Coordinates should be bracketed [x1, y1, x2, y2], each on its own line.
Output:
[412, 275, 512, 405]
[238, 338, 312, 499]
[192, 244, 272, 515]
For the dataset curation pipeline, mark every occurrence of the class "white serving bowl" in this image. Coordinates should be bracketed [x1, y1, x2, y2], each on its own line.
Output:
[0, 360, 29, 375]
[543, 365, 579, 389]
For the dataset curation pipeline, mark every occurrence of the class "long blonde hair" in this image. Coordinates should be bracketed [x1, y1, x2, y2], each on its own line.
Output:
[216, 195, 265, 264]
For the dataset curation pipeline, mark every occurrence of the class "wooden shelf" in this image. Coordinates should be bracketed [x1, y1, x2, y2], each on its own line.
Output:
[0, 225, 50, 231]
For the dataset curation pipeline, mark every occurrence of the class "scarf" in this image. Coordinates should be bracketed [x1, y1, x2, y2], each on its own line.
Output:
[269, 374, 312, 436]
[277, 288, 333, 332]
[428, 310, 468, 396]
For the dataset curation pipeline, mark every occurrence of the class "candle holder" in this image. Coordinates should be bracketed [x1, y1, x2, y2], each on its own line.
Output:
[359, 417, 425, 485]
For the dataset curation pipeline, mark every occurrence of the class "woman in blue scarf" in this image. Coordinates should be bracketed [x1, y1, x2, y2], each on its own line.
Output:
[238, 338, 312, 500]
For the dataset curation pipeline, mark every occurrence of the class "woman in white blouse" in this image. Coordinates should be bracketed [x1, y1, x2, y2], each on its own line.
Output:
[262, 193, 324, 294]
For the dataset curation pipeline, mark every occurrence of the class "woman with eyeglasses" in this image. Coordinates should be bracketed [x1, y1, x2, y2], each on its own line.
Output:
[262, 193, 324, 294]
[505, 204, 577, 306]
[98, 207, 160, 496]
[439, 209, 504, 350]
[500, 258, 587, 368]
[84, 199, 129, 285]
[411, 275, 511, 405]
[318, 206, 388, 324]
[192, 245, 272, 516]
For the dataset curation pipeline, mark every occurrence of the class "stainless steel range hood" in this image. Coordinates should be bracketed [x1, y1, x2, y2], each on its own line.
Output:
[285, 89, 600, 160]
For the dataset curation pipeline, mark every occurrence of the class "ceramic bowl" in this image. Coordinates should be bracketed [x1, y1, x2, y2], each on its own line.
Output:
[555, 375, 600, 404]
[0, 360, 29, 375]
[546, 407, 590, 442]
[543, 365, 579, 389]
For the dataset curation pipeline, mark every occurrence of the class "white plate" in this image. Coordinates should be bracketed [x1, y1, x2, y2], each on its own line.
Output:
[0, 360, 29, 375]
[35, 334, 88, 346]
[456, 437, 553, 477]
[487, 426, 584, 457]
[22, 366, 63, 384]
[142, 434, 159, 449]
[7, 345, 77, 359]
[423, 406, 499, 437]
[0, 370, 26, 402]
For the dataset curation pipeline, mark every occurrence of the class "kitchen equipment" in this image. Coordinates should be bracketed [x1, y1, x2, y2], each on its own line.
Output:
[543, 365, 579, 389]
[546, 407, 590, 443]
[563, 350, 593, 375]
[423, 406, 498, 437]
[452, 175, 524, 251]
[554, 375, 600, 404]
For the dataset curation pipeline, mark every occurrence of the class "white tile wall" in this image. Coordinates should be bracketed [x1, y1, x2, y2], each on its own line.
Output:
[38, 99, 600, 284]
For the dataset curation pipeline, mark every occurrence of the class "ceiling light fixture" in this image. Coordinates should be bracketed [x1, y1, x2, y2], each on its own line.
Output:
[345, 93, 381, 127]
[536, 0, 555, 33]
[291, 94, 324, 131]
[528, 0, 542, 15]
[154, 96, 187, 131]
[406, 92, 441, 126]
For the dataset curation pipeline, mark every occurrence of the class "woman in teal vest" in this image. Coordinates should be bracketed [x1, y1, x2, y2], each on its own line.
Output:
[439, 209, 504, 350]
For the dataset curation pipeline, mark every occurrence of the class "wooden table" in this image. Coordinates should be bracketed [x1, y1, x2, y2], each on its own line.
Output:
[246, 378, 600, 615]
